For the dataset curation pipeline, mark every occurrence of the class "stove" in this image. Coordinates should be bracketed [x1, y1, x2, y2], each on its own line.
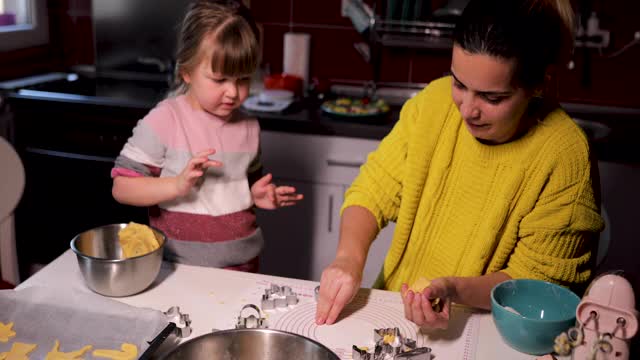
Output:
[11, 72, 170, 109]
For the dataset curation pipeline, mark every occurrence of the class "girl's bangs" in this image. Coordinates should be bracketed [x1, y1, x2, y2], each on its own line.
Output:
[209, 20, 259, 77]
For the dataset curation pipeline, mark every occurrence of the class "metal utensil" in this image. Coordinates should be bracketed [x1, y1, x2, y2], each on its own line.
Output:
[161, 328, 340, 360]
[139, 306, 192, 360]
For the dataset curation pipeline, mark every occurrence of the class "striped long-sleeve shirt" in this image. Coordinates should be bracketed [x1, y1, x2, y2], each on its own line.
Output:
[112, 95, 263, 270]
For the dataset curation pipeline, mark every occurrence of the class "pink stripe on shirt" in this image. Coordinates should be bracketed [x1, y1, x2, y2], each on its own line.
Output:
[149, 207, 257, 242]
[146, 96, 260, 154]
[111, 168, 144, 178]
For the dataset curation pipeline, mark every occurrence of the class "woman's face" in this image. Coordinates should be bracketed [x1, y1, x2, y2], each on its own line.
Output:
[450, 45, 533, 144]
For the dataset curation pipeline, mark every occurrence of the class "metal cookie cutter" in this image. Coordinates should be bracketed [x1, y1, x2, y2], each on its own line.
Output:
[138, 307, 192, 360]
[261, 283, 299, 310]
[353, 328, 432, 360]
[352, 345, 372, 360]
[375, 327, 404, 357]
[395, 347, 433, 360]
[164, 306, 192, 338]
[236, 304, 267, 329]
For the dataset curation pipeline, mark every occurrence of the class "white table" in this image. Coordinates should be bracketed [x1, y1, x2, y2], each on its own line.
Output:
[18, 250, 540, 360]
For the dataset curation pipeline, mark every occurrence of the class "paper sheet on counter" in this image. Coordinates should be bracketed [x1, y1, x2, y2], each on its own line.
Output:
[0, 286, 168, 358]
[216, 273, 480, 360]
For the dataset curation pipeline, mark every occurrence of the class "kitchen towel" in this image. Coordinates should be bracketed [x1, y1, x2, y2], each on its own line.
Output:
[0, 286, 168, 358]
[283, 32, 311, 90]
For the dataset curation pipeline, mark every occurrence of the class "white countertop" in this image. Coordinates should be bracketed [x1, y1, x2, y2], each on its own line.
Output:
[18, 250, 540, 360]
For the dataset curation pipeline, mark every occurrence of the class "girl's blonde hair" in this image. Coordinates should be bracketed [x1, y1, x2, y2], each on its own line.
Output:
[169, 0, 260, 96]
[454, 0, 575, 90]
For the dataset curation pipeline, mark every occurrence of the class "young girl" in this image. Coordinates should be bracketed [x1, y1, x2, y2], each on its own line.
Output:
[111, 0, 302, 271]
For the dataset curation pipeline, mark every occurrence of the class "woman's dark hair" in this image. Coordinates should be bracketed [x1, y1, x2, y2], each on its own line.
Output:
[453, 0, 574, 90]
[170, 0, 260, 96]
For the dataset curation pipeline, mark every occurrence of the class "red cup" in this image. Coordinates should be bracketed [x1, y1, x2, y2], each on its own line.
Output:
[264, 73, 304, 97]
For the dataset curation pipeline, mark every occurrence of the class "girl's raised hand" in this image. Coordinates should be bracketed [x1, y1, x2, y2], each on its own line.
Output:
[251, 173, 303, 209]
[175, 149, 222, 197]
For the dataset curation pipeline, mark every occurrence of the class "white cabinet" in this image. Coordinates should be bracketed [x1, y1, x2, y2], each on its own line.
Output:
[257, 131, 395, 287]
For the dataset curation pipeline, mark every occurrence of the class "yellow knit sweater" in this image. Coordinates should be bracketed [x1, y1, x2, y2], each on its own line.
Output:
[343, 77, 604, 292]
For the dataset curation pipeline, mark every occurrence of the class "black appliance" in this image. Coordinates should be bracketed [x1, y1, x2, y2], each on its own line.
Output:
[6, 74, 168, 279]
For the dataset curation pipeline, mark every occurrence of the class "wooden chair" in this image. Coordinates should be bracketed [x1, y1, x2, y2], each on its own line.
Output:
[0, 136, 25, 288]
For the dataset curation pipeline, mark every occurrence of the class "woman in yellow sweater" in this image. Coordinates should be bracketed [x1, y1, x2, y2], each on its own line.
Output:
[316, 0, 604, 329]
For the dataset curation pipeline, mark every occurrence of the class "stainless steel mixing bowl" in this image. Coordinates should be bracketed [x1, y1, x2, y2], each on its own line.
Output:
[70, 223, 166, 297]
[161, 328, 340, 360]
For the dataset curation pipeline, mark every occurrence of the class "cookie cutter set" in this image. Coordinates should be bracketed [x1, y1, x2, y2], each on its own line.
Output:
[352, 327, 432, 360]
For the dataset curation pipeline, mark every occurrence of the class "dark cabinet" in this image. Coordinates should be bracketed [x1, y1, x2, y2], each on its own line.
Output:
[10, 98, 149, 279]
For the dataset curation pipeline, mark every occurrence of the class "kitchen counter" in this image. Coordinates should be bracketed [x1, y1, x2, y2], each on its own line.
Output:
[2, 73, 398, 141]
[3, 73, 640, 160]
[17, 250, 544, 360]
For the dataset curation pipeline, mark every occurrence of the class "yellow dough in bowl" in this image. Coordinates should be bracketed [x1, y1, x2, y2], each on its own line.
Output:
[118, 222, 159, 258]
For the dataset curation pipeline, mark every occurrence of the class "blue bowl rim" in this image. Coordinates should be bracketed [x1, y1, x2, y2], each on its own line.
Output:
[490, 278, 580, 323]
[70, 223, 166, 263]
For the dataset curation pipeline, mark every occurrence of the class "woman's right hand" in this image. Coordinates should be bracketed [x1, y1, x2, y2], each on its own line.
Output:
[175, 149, 222, 197]
[315, 256, 363, 325]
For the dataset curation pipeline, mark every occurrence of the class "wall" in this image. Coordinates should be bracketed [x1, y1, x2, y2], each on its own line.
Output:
[252, 0, 452, 85]
[253, 0, 640, 108]
[2, 0, 638, 109]
[0, 0, 93, 80]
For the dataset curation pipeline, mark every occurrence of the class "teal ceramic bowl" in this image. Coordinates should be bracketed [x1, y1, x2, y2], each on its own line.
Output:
[491, 279, 580, 355]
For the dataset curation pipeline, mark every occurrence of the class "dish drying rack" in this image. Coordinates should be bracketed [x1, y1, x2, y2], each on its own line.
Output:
[346, 0, 456, 49]
[344, 0, 455, 99]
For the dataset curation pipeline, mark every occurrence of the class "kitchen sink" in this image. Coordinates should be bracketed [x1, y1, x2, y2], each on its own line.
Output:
[17, 73, 170, 106]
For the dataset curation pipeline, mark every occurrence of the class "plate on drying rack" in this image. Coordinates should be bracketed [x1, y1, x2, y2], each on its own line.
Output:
[243, 90, 295, 113]
[321, 97, 390, 121]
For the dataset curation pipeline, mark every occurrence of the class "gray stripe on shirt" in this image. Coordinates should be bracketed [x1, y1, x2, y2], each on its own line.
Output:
[114, 155, 153, 176]
[163, 228, 264, 267]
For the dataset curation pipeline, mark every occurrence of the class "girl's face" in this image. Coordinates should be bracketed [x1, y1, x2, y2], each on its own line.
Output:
[450, 45, 534, 144]
[182, 53, 251, 120]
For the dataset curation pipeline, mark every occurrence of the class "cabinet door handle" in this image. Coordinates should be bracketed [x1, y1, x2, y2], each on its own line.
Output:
[328, 194, 334, 233]
[26, 147, 116, 163]
[327, 159, 364, 168]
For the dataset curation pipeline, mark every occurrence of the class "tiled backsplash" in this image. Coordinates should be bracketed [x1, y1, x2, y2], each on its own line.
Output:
[1, 0, 638, 108]
[252, 0, 452, 85]
[252, 0, 640, 108]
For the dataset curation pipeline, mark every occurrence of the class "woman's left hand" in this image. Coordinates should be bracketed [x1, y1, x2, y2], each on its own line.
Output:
[251, 173, 303, 209]
[401, 277, 455, 329]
